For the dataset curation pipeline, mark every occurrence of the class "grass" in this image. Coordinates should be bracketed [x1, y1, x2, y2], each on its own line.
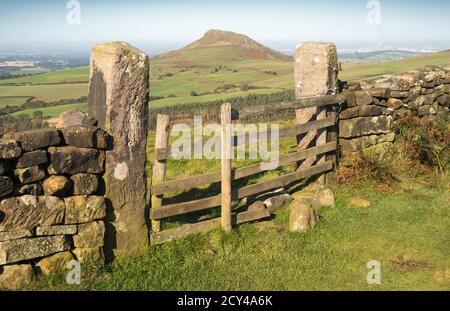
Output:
[26, 176, 450, 291]
[0, 67, 89, 85]
[12, 103, 87, 118]
[0, 84, 88, 103]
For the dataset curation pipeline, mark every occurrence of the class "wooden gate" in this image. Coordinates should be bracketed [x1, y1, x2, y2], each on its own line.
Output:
[149, 94, 344, 245]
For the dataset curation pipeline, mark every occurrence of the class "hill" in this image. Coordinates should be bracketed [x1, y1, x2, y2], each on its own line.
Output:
[155, 29, 292, 64]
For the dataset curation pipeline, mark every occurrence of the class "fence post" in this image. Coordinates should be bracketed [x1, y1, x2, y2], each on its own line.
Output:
[151, 114, 170, 233]
[294, 42, 339, 183]
[221, 103, 232, 232]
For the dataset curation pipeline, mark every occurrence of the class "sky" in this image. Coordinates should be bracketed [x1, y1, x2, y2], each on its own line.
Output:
[1, 0, 450, 52]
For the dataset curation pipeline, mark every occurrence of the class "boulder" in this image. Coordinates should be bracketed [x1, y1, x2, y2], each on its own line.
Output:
[0, 139, 21, 160]
[0, 230, 33, 242]
[14, 166, 46, 184]
[263, 194, 293, 213]
[0, 176, 13, 198]
[247, 201, 266, 212]
[35, 251, 74, 276]
[73, 221, 105, 248]
[289, 199, 318, 232]
[64, 196, 106, 224]
[48, 146, 105, 175]
[0, 264, 34, 290]
[5, 128, 61, 151]
[71, 174, 99, 195]
[36, 225, 77, 236]
[0, 235, 71, 265]
[16, 150, 48, 169]
[43, 175, 71, 196]
[0, 195, 65, 231]
[73, 247, 104, 265]
[316, 186, 335, 208]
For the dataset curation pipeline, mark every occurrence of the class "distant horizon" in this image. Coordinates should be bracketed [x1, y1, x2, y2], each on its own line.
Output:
[1, 0, 450, 48]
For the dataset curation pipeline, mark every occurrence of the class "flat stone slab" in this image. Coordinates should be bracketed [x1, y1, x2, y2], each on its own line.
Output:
[0, 195, 65, 231]
[0, 235, 71, 265]
[64, 196, 106, 224]
[36, 225, 78, 236]
[48, 146, 105, 175]
[0, 230, 33, 242]
[5, 128, 61, 152]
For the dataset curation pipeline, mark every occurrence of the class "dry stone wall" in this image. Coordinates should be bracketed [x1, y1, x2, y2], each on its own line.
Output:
[339, 65, 450, 153]
[0, 125, 111, 289]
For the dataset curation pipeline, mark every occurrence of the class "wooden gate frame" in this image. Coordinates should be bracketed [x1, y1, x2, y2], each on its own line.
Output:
[149, 94, 344, 245]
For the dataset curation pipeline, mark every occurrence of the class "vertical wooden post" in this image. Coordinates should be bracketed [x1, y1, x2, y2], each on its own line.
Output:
[316, 106, 328, 184]
[221, 103, 232, 232]
[325, 108, 338, 185]
[151, 114, 170, 233]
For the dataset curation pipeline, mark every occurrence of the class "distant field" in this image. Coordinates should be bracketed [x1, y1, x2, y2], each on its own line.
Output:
[0, 83, 87, 102]
[12, 103, 87, 118]
[0, 96, 32, 108]
[0, 50, 449, 117]
[0, 67, 89, 85]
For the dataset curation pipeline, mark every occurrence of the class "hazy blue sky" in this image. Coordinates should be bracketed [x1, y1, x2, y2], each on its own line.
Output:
[1, 0, 449, 46]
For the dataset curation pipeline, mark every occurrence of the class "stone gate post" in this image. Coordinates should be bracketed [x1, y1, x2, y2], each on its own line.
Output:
[294, 42, 339, 182]
[88, 42, 149, 259]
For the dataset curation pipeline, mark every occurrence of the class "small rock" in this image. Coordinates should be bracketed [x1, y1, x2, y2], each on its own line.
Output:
[0, 230, 33, 242]
[73, 221, 105, 248]
[0, 139, 22, 160]
[0, 264, 34, 290]
[247, 201, 266, 212]
[36, 251, 74, 276]
[289, 199, 318, 232]
[71, 174, 99, 195]
[387, 98, 403, 110]
[14, 166, 46, 184]
[43, 175, 71, 196]
[316, 186, 335, 208]
[0, 176, 13, 198]
[348, 197, 371, 208]
[16, 150, 48, 168]
[73, 247, 104, 265]
[263, 194, 293, 213]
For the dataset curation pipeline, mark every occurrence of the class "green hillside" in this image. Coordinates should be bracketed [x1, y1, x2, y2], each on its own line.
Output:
[0, 30, 449, 120]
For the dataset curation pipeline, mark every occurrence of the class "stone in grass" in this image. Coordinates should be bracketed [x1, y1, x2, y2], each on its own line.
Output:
[64, 196, 106, 225]
[247, 201, 266, 212]
[0, 176, 13, 198]
[73, 221, 105, 248]
[348, 197, 371, 208]
[0, 229, 33, 242]
[263, 194, 293, 213]
[36, 225, 77, 236]
[71, 174, 99, 195]
[14, 166, 46, 184]
[5, 128, 61, 152]
[73, 247, 104, 265]
[289, 199, 318, 232]
[0, 139, 22, 160]
[35, 251, 74, 276]
[0, 264, 34, 290]
[316, 186, 335, 208]
[43, 175, 72, 196]
[16, 150, 48, 169]
[0, 235, 71, 265]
